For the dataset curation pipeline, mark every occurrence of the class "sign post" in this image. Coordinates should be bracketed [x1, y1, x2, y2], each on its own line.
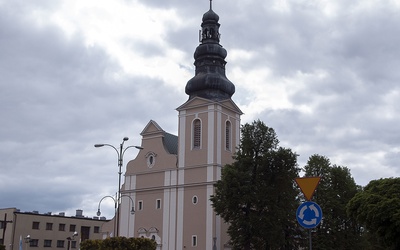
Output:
[295, 177, 322, 250]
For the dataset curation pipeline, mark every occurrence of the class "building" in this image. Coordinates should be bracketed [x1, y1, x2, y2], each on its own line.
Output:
[117, 3, 242, 250]
[0, 208, 108, 250]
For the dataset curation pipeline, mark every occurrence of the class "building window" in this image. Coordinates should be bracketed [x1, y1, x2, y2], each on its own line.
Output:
[30, 239, 39, 247]
[138, 200, 143, 211]
[46, 223, 53, 230]
[94, 226, 100, 233]
[57, 240, 65, 248]
[156, 199, 161, 209]
[225, 120, 231, 151]
[32, 221, 40, 230]
[193, 119, 201, 149]
[44, 240, 52, 247]
[146, 152, 157, 168]
[192, 235, 198, 247]
[59, 223, 66, 231]
[192, 196, 198, 205]
[69, 224, 76, 232]
[71, 241, 77, 249]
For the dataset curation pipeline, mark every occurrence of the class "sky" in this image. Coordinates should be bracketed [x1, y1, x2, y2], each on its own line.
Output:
[1, 0, 399, 219]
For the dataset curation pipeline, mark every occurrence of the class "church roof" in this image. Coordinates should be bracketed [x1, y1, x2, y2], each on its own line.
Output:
[163, 131, 178, 155]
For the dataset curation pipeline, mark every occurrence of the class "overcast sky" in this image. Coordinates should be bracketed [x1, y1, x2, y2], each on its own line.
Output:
[1, 0, 399, 219]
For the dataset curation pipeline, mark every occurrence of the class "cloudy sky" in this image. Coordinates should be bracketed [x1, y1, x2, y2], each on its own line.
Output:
[1, 0, 399, 219]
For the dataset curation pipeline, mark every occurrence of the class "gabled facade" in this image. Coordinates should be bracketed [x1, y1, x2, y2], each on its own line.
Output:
[119, 3, 242, 249]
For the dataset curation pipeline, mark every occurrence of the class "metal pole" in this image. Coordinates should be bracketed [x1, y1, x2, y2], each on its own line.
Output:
[116, 140, 124, 237]
[309, 229, 312, 250]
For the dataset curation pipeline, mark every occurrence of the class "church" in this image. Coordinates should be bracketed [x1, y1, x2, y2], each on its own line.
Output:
[117, 3, 242, 249]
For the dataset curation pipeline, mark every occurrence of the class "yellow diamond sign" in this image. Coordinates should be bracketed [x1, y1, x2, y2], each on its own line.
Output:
[295, 177, 321, 201]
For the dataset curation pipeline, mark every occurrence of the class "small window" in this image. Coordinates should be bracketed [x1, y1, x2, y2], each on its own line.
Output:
[225, 120, 231, 151]
[138, 201, 143, 211]
[57, 240, 65, 248]
[94, 226, 100, 233]
[151, 235, 156, 241]
[156, 199, 161, 209]
[32, 222, 40, 230]
[193, 119, 201, 149]
[192, 196, 198, 205]
[71, 241, 77, 249]
[59, 223, 66, 231]
[192, 235, 198, 247]
[30, 239, 39, 247]
[44, 240, 52, 247]
[46, 223, 53, 230]
[69, 224, 76, 232]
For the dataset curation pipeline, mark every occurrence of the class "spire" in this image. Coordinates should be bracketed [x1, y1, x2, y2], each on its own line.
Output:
[185, 3, 235, 101]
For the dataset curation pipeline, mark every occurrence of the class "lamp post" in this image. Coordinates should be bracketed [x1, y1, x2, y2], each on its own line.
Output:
[66, 231, 78, 250]
[97, 194, 135, 237]
[94, 137, 142, 236]
[24, 235, 31, 250]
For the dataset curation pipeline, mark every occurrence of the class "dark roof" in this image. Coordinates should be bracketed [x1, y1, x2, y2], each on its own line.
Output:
[163, 131, 178, 155]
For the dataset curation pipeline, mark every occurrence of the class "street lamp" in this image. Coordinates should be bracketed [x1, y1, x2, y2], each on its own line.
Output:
[66, 231, 78, 250]
[97, 194, 135, 237]
[24, 235, 31, 250]
[94, 137, 142, 237]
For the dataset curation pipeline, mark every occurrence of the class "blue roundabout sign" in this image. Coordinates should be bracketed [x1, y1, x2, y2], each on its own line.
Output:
[296, 201, 322, 229]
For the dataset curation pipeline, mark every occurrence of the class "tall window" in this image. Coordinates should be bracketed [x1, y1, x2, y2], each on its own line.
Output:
[138, 201, 143, 211]
[193, 119, 201, 149]
[156, 199, 161, 209]
[225, 120, 231, 151]
[192, 235, 198, 247]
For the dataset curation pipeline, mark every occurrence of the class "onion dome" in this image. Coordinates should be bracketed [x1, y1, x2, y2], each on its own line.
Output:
[185, 2, 235, 101]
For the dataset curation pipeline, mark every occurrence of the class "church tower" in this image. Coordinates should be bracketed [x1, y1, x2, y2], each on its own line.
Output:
[119, 2, 241, 249]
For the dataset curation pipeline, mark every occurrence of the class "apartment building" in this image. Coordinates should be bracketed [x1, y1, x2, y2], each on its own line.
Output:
[0, 208, 109, 250]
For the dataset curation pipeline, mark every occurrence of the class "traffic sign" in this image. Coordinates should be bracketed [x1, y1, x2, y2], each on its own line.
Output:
[295, 177, 321, 201]
[296, 201, 322, 229]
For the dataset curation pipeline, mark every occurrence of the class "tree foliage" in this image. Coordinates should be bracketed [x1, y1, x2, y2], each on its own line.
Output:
[211, 120, 302, 250]
[347, 177, 400, 250]
[80, 237, 157, 250]
[303, 154, 364, 249]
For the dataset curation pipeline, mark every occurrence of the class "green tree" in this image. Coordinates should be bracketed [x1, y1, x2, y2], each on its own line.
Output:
[303, 154, 364, 249]
[347, 177, 400, 250]
[211, 120, 302, 250]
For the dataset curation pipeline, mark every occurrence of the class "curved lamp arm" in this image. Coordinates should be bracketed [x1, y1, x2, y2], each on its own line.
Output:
[120, 195, 135, 214]
[97, 195, 116, 216]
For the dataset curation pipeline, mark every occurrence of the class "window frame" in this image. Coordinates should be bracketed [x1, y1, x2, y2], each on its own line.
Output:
[192, 119, 202, 149]
[138, 200, 143, 211]
[225, 120, 232, 151]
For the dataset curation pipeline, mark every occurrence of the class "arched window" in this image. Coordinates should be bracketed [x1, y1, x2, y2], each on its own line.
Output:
[225, 120, 231, 151]
[193, 119, 201, 149]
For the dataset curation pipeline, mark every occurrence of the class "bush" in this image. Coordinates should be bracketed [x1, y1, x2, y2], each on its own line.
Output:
[80, 237, 157, 250]
[0, 245, 5, 250]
